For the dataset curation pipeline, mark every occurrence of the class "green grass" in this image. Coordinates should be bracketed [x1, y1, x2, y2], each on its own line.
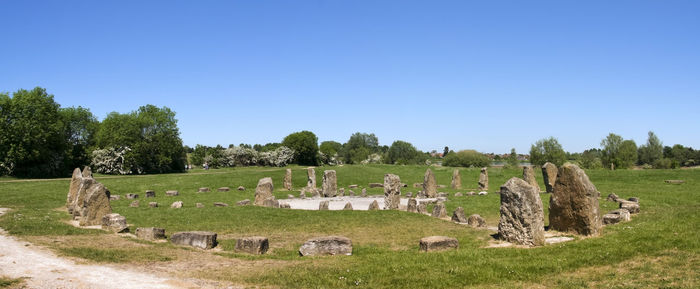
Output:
[0, 276, 22, 288]
[0, 165, 698, 288]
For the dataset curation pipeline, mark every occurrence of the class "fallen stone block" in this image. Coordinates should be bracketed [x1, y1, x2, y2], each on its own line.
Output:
[135, 227, 166, 241]
[171, 231, 217, 249]
[235, 236, 269, 254]
[419, 236, 458, 252]
[299, 236, 352, 256]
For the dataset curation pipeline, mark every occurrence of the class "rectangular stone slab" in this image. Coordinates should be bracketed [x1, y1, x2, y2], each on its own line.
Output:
[171, 231, 217, 249]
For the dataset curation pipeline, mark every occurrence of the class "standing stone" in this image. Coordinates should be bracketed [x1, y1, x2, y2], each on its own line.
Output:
[322, 170, 338, 197]
[170, 201, 183, 208]
[368, 200, 379, 210]
[549, 163, 602, 236]
[307, 167, 316, 189]
[419, 236, 459, 252]
[361, 188, 367, 197]
[135, 227, 166, 241]
[541, 162, 558, 194]
[78, 182, 112, 226]
[101, 213, 128, 233]
[467, 214, 487, 228]
[431, 203, 447, 218]
[235, 237, 269, 255]
[171, 231, 217, 249]
[384, 174, 401, 210]
[254, 177, 274, 206]
[339, 188, 345, 196]
[319, 200, 329, 210]
[343, 202, 353, 210]
[299, 236, 353, 256]
[498, 177, 545, 246]
[522, 166, 541, 192]
[478, 167, 489, 191]
[145, 190, 156, 198]
[417, 203, 428, 214]
[284, 169, 293, 190]
[129, 200, 139, 207]
[451, 169, 462, 189]
[66, 168, 83, 213]
[407, 198, 418, 213]
[422, 169, 437, 198]
[451, 207, 468, 223]
[405, 192, 413, 198]
[81, 166, 93, 178]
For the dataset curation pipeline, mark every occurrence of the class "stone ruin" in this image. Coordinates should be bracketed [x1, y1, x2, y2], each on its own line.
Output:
[383, 174, 401, 210]
[549, 163, 602, 236]
[541, 162, 557, 193]
[66, 167, 112, 226]
[498, 177, 544, 246]
[422, 168, 437, 198]
[478, 167, 488, 191]
[522, 166, 541, 192]
[451, 169, 461, 189]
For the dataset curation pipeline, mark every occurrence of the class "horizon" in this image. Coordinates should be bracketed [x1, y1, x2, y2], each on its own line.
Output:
[1, 1, 698, 154]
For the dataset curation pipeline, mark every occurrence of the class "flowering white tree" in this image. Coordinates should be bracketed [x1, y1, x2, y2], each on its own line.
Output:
[91, 147, 134, 175]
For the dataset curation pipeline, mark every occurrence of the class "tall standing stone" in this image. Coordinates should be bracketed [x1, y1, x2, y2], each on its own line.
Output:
[541, 162, 557, 194]
[407, 198, 418, 213]
[384, 174, 401, 210]
[78, 182, 112, 226]
[451, 169, 462, 189]
[307, 167, 316, 189]
[284, 169, 293, 190]
[422, 169, 437, 198]
[66, 168, 83, 214]
[431, 203, 447, 218]
[254, 177, 274, 206]
[522, 166, 541, 192]
[478, 167, 489, 191]
[549, 163, 602, 236]
[498, 177, 545, 246]
[322, 170, 338, 197]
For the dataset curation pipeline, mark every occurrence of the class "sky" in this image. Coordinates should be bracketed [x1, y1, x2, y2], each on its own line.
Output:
[1, 0, 698, 153]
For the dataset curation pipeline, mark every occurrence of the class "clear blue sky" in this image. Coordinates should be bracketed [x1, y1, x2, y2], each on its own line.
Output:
[1, 0, 698, 153]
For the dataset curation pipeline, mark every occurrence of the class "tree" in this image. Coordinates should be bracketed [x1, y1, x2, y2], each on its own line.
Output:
[579, 149, 603, 169]
[60, 106, 99, 171]
[282, 130, 319, 165]
[618, 140, 638, 169]
[387, 140, 425, 165]
[443, 146, 449, 158]
[505, 148, 519, 168]
[529, 137, 566, 166]
[600, 133, 623, 169]
[342, 132, 379, 164]
[320, 141, 343, 156]
[638, 131, 663, 165]
[443, 150, 490, 167]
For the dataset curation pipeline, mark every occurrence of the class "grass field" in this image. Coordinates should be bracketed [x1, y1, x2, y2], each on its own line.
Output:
[0, 165, 698, 288]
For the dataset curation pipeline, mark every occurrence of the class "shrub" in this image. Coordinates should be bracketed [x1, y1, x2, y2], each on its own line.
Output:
[282, 131, 319, 165]
[529, 137, 566, 166]
[91, 147, 134, 175]
[653, 158, 678, 169]
[387, 140, 426, 165]
[443, 150, 490, 168]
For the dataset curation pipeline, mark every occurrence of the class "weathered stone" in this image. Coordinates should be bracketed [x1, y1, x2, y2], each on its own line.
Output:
[339, 188, 345, 196]
[165, 190, 179, 196]
[431, 203, 447, 218]
[619, 201, 640, 214]
[254, 177, 274, 206]
[438, 184, 447, 189]
[307, 167, 316, 189]
[454, 192, 463, 197]
[284, 168, 293, 190]
[603, 209, 631, 225]
[343, 202, 353, 210]
[196, 203, 204, 208]
[125, 193, 138, 199]
[383, 174, 401, 210]
[198, 187, 210, 193]
[437, 197, 448, 203]
[148, 202, 158, 208]
[145, 190, 156, 198]
[109, 195, 121, 201]
[606, 193, 619, 202]
[322, 170, 338, 197]
[549, 163, 602, 236]
[478, 191, 488, 196]
[101, 213, 128, 233]
[417, 203, 428, 214]
[263, 198, 280, 208]
[66, 168, 83, 213]
[237, 186, 245, 191]
[299, 236, 352, 256]
[348, 190, 355, 196]
[236, 199, 250, 206]
[498, 177, 545, 246]
[413, 183, 422, 188]
[77, 181, 112, 226]
[405, 192, 413, 198]
[451, 207, 467, 223]
[450, 169, 462, 189]
[467, 191, 476, 196]
[401, 183, 408, 188]
[171, 231, 217, 249]
[217, 187, 230, 192]
[319, 200, 329, 210]
[407, 198, 418, 213]
[419, 236, 458, 252]
[236, 236, 269, 255]
[523, 166, 541, 192]
[361, 188, 367, 197]
[349, 184, 359, 189]
[129, 200, 139, 207]
[368, 200, 379, 210]
[280, 203, 291, 209]
[299, 191, 307, 198]
[287, 194, 295, 199]
[541, 162, 558, 193]
[437, 192, 448, 198]
[368, 183, 383, 188]
[664, 180, 685, 184]
[81, 166, 92, 178]
[135, 227, 166, 241]
[478, 167, 489, 191]
[214, 202, 228, 207]
[628, 197, 639, 203]
[467, 214, 486, 228]
[423, 169, 437, 198]
[170, 201, 183, 208]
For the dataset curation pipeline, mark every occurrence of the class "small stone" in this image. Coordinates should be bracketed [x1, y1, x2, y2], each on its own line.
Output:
[171, 231, 217, 249]
[165, 190, 179, 196]
[361, 188, 367, 197]
[413, 183, 422, 188]
[129, 200, 139, 207]
[437, 185, 447, 189]
[214, 202, 228, 207]
[664, 180, 685, 184]
[263, 198, 279, 208]
[170, 201, 183, 208]
[145, 190, 156, 198]
[419, 236, 458, 252]
[343, 202, 353, 210]
[467, 191, 476, 196]
[348, 190, 355, 196]
[368, 200, 379, 210]
[237, 186, 245, 191]
[299, 236, 352, 256]
[236, 236, 269, 255]
[101, 213, 128, 233]
[307, 167, 317, 189]
[628, 197, 639, 203]
[319, 200, 329, 210]
[196, 203, 204, 208]
[451, 207, 467, 223]
[339, 188, 345, 196]
[368, 183, 384, 188]
[109, 195, 121, 201]
[280, 203, 291, 208]
[478, 191, 488, 196]
[217, 187, 230, 192]
[405, 192, 413, 198]
[431, 203, 447, 218]
[467, 214, 486, 228]
[236, 199, 250, 206]
[619, 201, 640, 214]
[454, 192, 463, 197]
[287, 194, 295, 199]
[348, 184, 359, 189]
[407, 198, 418, 213]
[135, 227, 166, 241]
[148, 202, 158, 208]
[603, 209, 631, 225]
[125, 193, 138, 199]
[606, 193, 619, 202]
[198, 187, 210, 193]
[451, 169, 462, 189]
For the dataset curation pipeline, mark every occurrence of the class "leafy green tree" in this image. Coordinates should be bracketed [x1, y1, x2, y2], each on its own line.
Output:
[342, 132, 379, 164]
[505, 148, 519, 168]
[387, 140, 425, 165]
[638, 131, 663, 165]
[443, 150, 490, 167]
[319, 141, 342, 156]
[282, 130, 319, 165]
[600, 133, 623, 169]
[618, 140, 638, 169]
[579, 149, 603, 169]
[60, 106, 99, 171]
[529, 137, 566, 166]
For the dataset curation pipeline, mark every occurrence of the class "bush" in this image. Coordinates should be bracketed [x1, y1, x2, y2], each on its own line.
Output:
[91, 147, 135, 175]
[443, 150, 490, 168]
[386, 140, 426, 165]
[529, 137, 566, 166]
[653, 158, 678, 169]
[282, 131, 319, 165]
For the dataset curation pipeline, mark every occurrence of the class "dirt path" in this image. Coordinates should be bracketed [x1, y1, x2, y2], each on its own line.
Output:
[0, 208, 213, 289]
